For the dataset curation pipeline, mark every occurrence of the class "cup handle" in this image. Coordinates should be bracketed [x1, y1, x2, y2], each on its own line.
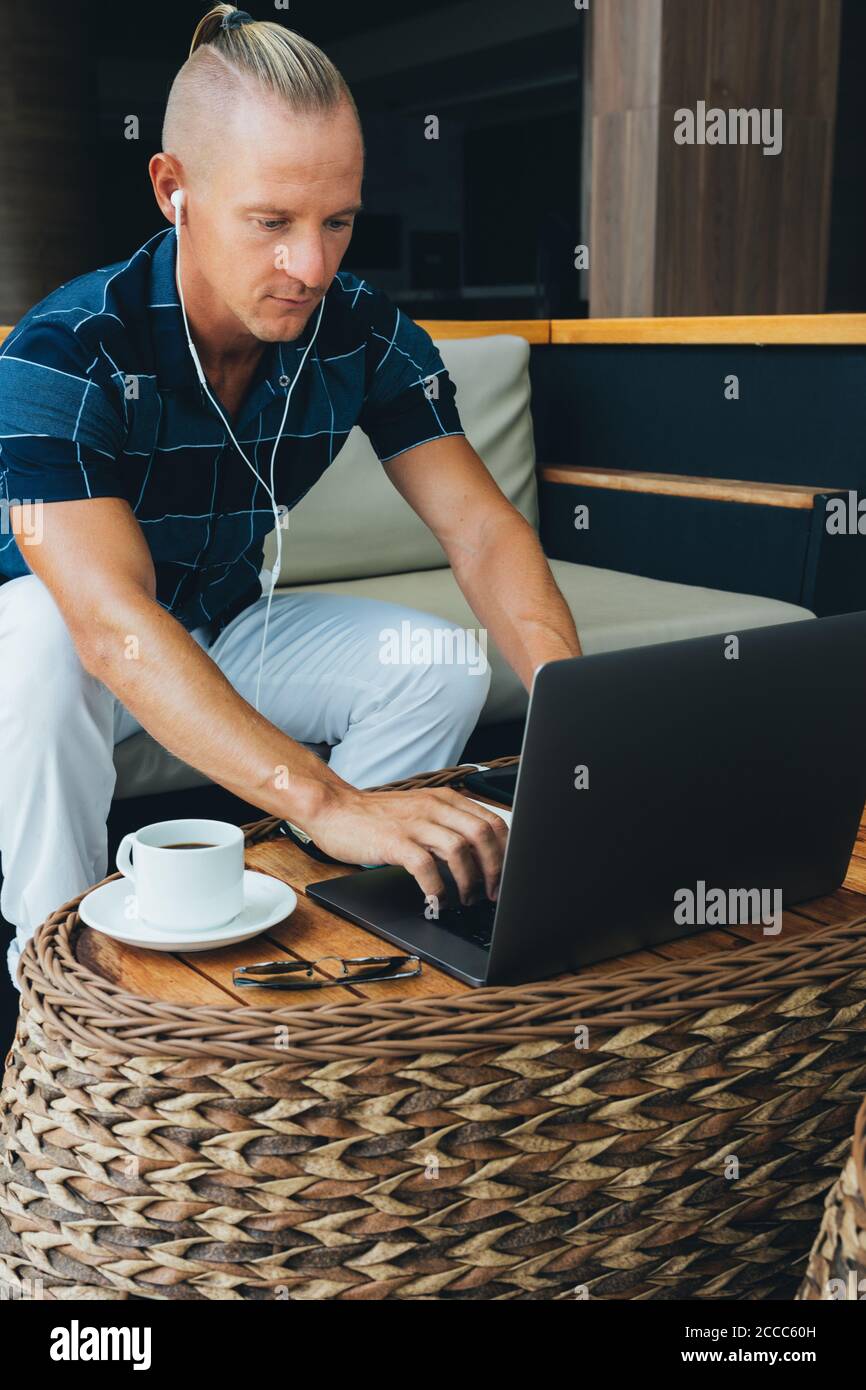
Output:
[116, 833, 136, 884]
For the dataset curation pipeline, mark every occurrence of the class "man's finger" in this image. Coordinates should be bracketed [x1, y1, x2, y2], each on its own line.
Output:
[414, 795, 507, 898]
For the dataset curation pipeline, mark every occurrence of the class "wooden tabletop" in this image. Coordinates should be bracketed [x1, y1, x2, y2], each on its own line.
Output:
[77, 798, 866, 1010]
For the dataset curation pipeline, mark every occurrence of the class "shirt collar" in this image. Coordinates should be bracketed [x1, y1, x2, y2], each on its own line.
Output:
[148, 228, 317, 428]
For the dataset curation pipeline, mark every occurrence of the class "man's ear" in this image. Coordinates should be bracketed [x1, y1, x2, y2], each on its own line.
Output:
[148, 152, 184, 224]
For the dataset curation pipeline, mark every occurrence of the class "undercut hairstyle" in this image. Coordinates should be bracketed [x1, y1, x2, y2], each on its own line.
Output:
[162, 4, 364, 185]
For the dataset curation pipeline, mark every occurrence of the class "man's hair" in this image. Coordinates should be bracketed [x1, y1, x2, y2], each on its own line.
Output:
[162, 5, 364, 182]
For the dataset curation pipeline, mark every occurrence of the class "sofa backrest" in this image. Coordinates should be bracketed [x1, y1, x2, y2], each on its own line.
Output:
[265, 333, 539, 585]
[526, 315, 866, 615]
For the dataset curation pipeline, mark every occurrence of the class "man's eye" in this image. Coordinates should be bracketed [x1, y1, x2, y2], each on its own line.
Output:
[258, 218, 352, 232]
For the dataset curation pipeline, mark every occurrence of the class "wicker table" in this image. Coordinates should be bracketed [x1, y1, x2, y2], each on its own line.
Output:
[796, 1094, 866, 1300]
[3, 762, 866, 1301]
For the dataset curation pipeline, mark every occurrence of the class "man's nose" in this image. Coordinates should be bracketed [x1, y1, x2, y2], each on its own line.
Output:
[275, 233, 326, 294]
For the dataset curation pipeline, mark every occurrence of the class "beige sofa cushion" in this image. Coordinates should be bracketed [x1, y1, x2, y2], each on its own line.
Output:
[262, 334, 538, 584]
[275, 563, 815, 724]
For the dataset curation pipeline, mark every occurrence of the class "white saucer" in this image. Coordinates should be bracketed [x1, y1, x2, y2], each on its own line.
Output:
[77, 870, 298, 952]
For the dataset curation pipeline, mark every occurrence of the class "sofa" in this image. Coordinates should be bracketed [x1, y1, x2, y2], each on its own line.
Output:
[112, 329, 813, 799]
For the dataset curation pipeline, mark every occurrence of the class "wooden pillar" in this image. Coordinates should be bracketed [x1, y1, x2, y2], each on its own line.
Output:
[0, 1, 94, 325]
[589, 0, 842, 316]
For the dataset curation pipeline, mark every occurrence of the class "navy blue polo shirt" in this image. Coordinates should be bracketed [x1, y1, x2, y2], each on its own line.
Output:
[0, 227, 464, 632]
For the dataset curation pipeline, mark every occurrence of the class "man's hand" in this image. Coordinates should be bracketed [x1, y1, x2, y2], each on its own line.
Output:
[307, 784, 509, 906]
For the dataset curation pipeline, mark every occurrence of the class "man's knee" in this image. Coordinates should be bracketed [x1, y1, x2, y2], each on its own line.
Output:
[0, 576, 94, 721]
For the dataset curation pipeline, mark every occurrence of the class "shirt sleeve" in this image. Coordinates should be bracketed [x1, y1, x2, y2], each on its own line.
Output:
[356, 284, 465, 463]
[0, 319, 127, 502]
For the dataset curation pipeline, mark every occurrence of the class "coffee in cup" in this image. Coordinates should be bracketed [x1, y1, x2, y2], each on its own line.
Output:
[162, 842, 217, 850]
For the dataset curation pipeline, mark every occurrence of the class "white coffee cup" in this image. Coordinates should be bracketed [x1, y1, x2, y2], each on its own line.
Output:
[115, 818, 245, 930]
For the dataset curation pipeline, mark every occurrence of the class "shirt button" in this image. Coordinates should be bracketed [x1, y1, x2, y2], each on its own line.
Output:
[279, 374, 290, 388]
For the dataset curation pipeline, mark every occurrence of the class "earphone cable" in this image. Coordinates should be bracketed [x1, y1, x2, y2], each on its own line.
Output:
[172, 192, 324, 714]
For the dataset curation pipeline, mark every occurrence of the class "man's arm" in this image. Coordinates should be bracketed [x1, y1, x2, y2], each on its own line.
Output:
[11, 496, 507, 904]
[13, 497, 341, 822]
[383, 435, 582, 686]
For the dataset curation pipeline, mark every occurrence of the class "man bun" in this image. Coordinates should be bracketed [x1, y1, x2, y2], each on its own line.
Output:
[189, 5, 255, 58]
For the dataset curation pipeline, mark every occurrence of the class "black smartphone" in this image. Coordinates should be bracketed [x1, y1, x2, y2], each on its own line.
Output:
[462, 764, 519, 806]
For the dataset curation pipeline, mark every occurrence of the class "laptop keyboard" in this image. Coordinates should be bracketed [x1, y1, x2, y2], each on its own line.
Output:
[421, 897, 496, 949]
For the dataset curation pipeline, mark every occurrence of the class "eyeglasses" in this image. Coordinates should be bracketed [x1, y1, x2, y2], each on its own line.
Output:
[232, 953, 422, 990]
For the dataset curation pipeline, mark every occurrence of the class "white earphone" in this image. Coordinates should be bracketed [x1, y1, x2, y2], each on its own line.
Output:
[170, 188, 325, 713]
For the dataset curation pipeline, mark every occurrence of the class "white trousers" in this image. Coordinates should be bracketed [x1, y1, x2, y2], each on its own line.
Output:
[0, 574, 491, 987]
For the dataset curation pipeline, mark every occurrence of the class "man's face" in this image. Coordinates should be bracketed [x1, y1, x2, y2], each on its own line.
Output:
[189, 92, 364, 346]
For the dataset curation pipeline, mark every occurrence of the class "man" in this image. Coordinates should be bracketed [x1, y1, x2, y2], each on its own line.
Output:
[0, 7, 581, 986]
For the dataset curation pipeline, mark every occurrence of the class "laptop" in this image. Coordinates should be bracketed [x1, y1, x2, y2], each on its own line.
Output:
[307, 612, 866, 987]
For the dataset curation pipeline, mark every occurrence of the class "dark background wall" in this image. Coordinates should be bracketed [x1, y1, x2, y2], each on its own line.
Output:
[3, 0, 865, 328]
[0, 0, 585, 325]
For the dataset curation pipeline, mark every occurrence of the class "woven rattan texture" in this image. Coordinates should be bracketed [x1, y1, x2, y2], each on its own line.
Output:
[795, 1096, 866, 1300]
[2, 759, 866, 1300]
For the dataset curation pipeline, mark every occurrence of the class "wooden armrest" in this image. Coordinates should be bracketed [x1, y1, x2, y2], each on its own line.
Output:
[539, 465, 838, 511]
[416, 319, 549, 343]
[550, 315, 866, 345]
